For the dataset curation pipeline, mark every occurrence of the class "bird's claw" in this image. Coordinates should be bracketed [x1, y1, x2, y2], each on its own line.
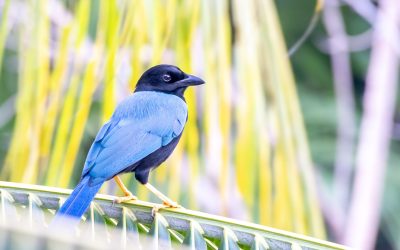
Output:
[113, 195, 137, 204]
[162, 200, 182, 208]
[151, 201, 183, 216]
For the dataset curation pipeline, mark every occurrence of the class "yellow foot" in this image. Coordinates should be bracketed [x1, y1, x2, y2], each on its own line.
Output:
[113, 194, 137, 204]
[162, 200, 181, 208]
[151, 201, 183, 216]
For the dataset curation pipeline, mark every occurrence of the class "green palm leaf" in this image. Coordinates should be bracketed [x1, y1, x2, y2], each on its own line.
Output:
[0, 182, 347, 250]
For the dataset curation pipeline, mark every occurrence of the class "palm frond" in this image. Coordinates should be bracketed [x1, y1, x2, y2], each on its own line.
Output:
[0, 181, 346, 250]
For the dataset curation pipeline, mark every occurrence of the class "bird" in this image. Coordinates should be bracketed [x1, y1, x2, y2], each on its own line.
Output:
[53, 64, 204, 221]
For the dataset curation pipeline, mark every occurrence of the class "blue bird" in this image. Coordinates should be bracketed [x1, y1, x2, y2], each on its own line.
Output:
[53, 64, 204, 221]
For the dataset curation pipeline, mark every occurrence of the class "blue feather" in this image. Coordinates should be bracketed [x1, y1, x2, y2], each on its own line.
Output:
[82, 92, 187, 181]
[54, 176, 102, 218]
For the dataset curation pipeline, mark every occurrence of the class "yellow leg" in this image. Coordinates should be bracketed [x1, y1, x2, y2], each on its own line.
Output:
[144, 183, 181, 208]
[113, 176, 137, 203]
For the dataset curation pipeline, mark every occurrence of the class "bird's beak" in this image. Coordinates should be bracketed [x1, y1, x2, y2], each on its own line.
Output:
[178, 74, 205, 86]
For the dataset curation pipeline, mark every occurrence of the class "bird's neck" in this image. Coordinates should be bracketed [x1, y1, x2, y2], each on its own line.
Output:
[171, 87, 187, 100]
[134, 87, 187, 102]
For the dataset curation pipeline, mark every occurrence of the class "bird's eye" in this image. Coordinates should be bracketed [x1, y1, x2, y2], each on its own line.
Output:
[162, 74, 172, 82]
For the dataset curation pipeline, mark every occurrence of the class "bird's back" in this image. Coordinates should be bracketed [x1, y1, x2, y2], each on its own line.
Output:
[81, 91, 188, 184]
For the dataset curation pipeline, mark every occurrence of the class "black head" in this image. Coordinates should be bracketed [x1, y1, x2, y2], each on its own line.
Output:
[134, 64, 205, 99]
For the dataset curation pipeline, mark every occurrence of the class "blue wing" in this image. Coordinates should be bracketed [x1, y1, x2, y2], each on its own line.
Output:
[82, 92, 187, 184]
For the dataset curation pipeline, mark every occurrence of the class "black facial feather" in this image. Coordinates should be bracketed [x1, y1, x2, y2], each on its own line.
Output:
[134, 64, 204, 100]
[135, 65, 187, 97]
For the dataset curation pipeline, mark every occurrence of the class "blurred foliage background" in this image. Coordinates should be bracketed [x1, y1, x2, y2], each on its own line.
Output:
[0, 0, 399, 249]
[277, 1, 400, 249]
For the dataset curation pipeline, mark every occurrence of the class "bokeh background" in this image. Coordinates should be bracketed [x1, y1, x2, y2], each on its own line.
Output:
[0, 0, 399, 249]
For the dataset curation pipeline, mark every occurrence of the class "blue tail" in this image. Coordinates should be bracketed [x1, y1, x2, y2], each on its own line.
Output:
[53, 176, 103, 221]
